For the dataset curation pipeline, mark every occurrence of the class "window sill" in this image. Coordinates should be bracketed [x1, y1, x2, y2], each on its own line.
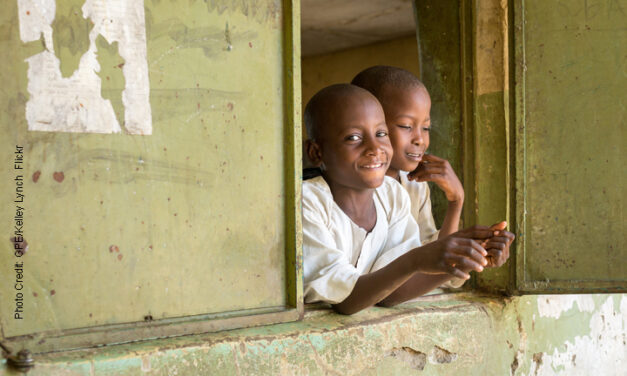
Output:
[2, 292, 510, 375]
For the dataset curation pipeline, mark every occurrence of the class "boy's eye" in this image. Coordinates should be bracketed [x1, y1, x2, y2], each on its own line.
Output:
[346, 134, 361, 141]
[376, 130, 388, 137]
[396, 124, 412, 130]
[422, 126, 431, 132]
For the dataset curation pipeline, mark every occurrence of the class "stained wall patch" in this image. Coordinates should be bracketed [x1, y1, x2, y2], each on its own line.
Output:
[18, 0, 152, 134]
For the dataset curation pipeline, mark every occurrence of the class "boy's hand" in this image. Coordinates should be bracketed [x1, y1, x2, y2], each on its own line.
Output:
[407, 154, 464, 202]
[417, 226, 494, 280]
[480, 221, 515, 268]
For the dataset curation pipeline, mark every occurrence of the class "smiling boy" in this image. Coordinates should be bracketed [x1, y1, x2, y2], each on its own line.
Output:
[352, 65, 515, 273]
[303, 84, 497, 314]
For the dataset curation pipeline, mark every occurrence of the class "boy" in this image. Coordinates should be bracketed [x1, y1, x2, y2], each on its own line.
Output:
[303, 84, 498, 314]
[351, 65, 514, 272]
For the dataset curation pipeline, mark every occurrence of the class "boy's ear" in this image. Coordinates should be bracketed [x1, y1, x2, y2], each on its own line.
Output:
[305, 139, 323, 167]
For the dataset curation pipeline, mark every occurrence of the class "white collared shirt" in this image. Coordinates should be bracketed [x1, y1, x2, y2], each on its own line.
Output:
[303, 176, 423, 304]
[398, 171, 439, 244]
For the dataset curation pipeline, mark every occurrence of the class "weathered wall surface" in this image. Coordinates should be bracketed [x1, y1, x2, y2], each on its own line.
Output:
[471, 0, 512, 290]
[1, 294, 625, 375]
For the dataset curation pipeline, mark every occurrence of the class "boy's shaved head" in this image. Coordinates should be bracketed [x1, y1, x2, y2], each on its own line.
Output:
[351, 65, 425, 100]
[304, 83, 374, 141]
[304, 83, 391, 191]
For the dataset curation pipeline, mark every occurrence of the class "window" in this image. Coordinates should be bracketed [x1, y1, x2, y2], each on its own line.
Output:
[0, 0, 302, 354]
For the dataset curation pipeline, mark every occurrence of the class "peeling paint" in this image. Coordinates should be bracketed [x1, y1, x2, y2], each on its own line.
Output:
[18, 0, 152, 134]
[524, 296, 626, 376]
[536, 295, 596, 319]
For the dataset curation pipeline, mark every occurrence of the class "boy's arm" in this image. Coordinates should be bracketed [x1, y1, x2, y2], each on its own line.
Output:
[376, 226, 494, 307]
[377, 272, 464, 307]
[333, 228, 492, 315]
[379, 223, 516, 306]
[438, 200, 463, 239]
[408, 154, 464, 238]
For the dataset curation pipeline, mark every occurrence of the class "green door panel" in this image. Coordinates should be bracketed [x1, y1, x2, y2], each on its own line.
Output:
[0, 0, 302, 353]
[514, 0, 626, 292]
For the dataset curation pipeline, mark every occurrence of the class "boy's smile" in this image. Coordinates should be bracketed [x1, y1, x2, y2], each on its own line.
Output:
[379, 86, 431, 178]
[308, 89, 392, 192]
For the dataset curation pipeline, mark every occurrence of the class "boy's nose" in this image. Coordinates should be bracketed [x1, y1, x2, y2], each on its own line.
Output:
[364, 135, 383, 155]
[412, 129, 424, 145]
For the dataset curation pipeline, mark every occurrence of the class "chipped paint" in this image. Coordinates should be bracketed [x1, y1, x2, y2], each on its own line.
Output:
[536, 295, 596, 319]
[18, 0, 152, 134]
[524, 296, 626, 376]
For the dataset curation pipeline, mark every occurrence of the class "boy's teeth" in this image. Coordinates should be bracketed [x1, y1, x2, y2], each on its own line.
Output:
[363, 163, 382, 168]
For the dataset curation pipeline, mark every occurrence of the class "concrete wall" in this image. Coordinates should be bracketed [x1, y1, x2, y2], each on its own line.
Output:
[1, 294, 624, 375]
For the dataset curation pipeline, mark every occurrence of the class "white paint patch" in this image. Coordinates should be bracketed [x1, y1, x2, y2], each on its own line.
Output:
[536, 295, 596, 319]
[529, 296, 627, 376]
[18, 0, 152, 134]
[141, 355, 151, 372]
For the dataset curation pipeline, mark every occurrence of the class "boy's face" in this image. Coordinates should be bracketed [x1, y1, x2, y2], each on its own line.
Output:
[380, 86, 431, 175]
[309, 91, 392, 191]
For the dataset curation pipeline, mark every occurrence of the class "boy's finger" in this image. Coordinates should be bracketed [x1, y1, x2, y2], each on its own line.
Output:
[489, 221, 507, 231]
[443, 257, 474, 278]
[457, 226, 494, 239]
[461, 238, 489, 257]
[493, 230, 515, 241]
[448, 254, 484, 273]
[454, 241, 488, 262]
[414, 174, 444, 182]
[486, 242, 506, 252]
[414, 165, 444, 174]
[422, 154, 444, 162]
[502, 231, 516, 241]
[412, 168, 444, 180]
[446, 266, 470, 280]
[486, 236, 510, 245]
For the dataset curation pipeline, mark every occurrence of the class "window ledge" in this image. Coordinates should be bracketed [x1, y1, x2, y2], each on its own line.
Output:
[2, 292, 513, 375]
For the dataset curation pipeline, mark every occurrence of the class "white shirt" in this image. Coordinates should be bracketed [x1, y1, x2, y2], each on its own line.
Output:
[399, 171, 465, 289]
[399, 171, 439, 244]
[303, 176, 423, 304]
